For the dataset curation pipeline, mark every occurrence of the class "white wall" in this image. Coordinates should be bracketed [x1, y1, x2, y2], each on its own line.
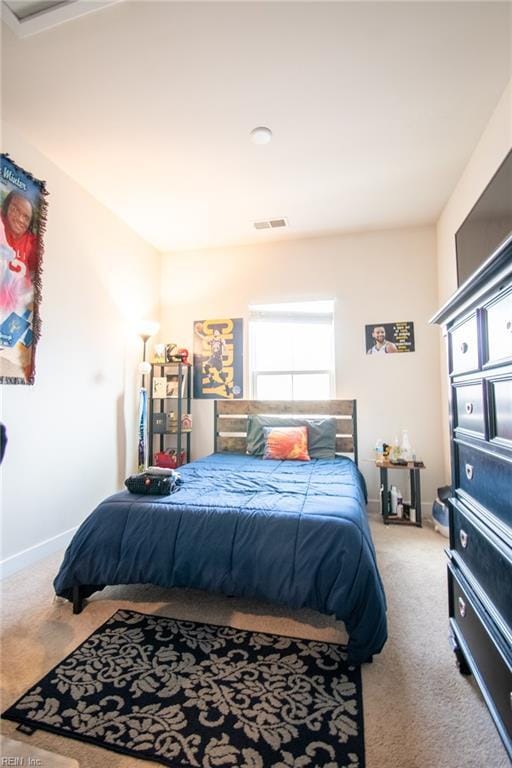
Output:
[437, 79, 512, 305]
[435, 79, 512, 477]
[0, 124, 160, 574]
[161, 225, 444, 511]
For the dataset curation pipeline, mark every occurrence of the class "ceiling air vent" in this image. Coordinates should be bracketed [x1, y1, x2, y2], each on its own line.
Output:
[254, 217, 288, 230]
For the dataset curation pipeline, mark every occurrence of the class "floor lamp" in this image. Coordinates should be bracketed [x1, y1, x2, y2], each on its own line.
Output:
[138, 321, 159, 471]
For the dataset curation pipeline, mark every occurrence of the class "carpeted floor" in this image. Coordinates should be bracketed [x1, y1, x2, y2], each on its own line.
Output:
[1, 513, 509, 768]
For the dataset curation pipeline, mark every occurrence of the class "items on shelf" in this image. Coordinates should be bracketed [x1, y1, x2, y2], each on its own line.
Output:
[152, 376, 166, 398]
[150, 361, 191, 467]
[375, 431, 419, 464]
[153, 449, 186, 469]
[400, 429, 412, 461]
[152, 344, 166, 364]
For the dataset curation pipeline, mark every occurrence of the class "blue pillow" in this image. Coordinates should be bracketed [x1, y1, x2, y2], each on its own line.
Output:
[246, 415, 336, 459]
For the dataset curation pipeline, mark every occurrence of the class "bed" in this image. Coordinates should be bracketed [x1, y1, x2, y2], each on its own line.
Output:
[54, 399, 387, 664]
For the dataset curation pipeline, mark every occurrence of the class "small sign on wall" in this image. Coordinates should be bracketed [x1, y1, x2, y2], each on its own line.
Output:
[365, 322, 415, 355]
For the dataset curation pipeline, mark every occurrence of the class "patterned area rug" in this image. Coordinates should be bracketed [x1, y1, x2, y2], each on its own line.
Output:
[2, 610, 365, 768]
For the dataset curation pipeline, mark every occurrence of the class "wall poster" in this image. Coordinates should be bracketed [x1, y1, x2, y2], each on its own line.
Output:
[0, 154, 48, 384]
[193, 318, 243, 399]
[365, 321, 415, 355]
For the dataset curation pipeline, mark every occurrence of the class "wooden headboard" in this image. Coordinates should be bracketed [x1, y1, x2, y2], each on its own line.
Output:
[214, 399, 358, 465]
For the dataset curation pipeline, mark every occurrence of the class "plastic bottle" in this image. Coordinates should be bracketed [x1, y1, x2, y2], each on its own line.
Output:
[401, 429, 412, 462]
[392, 436, 400, 462]
[396, 489, 403, 518]
[375, 438, 384, 463]
[390, 485, 398, 515]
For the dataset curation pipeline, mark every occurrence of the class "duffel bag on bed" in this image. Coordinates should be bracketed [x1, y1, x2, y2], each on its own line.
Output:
[124, 471, 179, 496]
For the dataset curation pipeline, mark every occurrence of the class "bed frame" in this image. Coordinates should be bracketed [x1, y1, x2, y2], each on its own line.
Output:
[214, 399, 358, 465]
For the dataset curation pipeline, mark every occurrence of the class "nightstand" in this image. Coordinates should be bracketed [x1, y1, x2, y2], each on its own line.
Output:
[376, 459, 425, 526]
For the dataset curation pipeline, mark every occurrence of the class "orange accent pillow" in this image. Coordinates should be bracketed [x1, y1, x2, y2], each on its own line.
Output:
[262, 426, 310, 461]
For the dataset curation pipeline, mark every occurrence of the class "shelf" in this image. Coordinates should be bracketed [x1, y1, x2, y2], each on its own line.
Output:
[151, 362, 191, 367]
[376, 460, 425, 470]
[159, 430, 192, 435]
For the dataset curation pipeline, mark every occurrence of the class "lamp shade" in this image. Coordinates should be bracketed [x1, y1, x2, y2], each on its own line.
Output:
[138, 320, 160, 341]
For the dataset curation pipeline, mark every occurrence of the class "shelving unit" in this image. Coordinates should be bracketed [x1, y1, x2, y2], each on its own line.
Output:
[149, 362, 191, 467]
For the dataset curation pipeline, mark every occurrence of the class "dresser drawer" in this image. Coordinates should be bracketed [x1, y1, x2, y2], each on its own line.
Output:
[452, 499, 512, 634]
[484, 287, 512, 368]
[489, 374, 512, 450]
[450, 313, 479, 375]
[456, 443, 511, 531]
[448, 564, 512, 752]
[453, 381, 485, 438]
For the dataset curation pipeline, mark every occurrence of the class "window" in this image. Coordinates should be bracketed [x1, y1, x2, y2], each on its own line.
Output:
[249, 300, 335, 400]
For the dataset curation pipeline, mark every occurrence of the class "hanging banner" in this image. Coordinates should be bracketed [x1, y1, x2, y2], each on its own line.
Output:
[0, 154, 48, 384]
[365, 321, 415, 355]
[193, 318, 243, 399]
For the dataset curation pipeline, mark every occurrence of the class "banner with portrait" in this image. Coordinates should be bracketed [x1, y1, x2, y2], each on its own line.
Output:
[193, 318, 243, 399]
[365, 321, 415, 355]
[0, 154, 48, 384]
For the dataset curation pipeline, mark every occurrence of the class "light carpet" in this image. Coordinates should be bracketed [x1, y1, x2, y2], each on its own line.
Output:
[1, 513, 509, 768]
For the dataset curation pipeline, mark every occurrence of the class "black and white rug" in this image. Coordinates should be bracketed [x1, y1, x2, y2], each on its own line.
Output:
[2, 610, 365, 768]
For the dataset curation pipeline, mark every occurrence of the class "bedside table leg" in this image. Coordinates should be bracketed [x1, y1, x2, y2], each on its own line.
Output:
[380, 467, 389, 523]
[410, 469, 422, 527]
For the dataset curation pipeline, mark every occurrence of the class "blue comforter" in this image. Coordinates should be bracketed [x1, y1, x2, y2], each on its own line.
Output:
[54, 453, 387, 663]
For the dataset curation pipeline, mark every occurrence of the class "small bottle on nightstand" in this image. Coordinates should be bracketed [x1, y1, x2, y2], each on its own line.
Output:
[401, 429, 412, 461]
[396, 490, 403, 518]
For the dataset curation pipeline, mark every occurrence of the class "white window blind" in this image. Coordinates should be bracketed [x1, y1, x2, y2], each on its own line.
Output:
[249, 300, 335, 400]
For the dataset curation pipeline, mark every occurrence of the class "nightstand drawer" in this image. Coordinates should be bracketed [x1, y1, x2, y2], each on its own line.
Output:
[456, 443, 511, 531]
[452, 500, 512, 633]
[450, 313, 479, 375]
[484, 288, 512, 368]
[448, 564, 512, 748]
[454, 381, 485, 437]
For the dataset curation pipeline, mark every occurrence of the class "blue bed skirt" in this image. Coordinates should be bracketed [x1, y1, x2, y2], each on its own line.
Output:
[54, 453, 387, 664]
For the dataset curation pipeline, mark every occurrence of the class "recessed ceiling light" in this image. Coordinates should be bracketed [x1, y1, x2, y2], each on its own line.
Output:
[250, 126, 273, 145]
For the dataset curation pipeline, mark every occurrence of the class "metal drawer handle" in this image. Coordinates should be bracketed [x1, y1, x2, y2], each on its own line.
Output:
[460, 342, 469, 354]
[465, 402, 473, 415]
[465, 464, 474, 480]
[458, 597, 466, 618]
[459, 529, 468, 549]
[506, 320, 511, 332]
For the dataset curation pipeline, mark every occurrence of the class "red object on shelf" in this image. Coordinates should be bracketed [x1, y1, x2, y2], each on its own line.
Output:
[154, 449, 186, 469]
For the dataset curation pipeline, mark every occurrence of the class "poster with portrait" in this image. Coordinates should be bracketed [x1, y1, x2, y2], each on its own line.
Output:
[365, 321, 415, 355]
[193, 318, 243, 399]
[0, 154, 48, 384]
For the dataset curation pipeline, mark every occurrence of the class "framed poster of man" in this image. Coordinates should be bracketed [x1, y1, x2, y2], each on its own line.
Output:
[193, 318, 243, 399]
[0, 154, 48, 384]
[365, 322, 415, 355]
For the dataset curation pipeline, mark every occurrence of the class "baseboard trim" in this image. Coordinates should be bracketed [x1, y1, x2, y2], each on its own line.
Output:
[0, 527, 78, 580]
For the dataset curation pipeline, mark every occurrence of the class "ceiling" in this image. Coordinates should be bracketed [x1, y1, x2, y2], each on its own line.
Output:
[1, 1, 511, 252]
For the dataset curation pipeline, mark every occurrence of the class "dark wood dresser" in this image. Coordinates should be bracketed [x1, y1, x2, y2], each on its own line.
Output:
[431, 235, 512, 760]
